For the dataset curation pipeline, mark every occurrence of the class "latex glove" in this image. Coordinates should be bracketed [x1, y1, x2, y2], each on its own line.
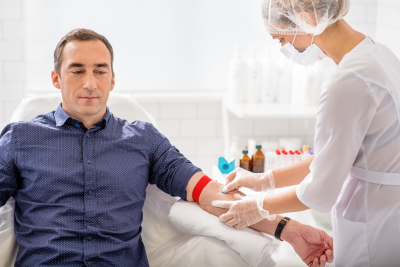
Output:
[211, 194, 276, 229]
[222, 167, 275, 194]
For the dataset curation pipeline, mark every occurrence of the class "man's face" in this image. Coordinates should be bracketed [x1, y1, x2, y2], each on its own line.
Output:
[51, 40, 115, 120]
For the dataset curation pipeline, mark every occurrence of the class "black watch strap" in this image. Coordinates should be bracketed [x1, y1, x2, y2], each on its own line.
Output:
[274, 217, 291, 241]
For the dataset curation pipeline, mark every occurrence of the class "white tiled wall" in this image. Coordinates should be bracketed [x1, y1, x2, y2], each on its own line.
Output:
[140, 100, 316, 175]
[0, 0, 26, 130]
[376, 0, 400, 57]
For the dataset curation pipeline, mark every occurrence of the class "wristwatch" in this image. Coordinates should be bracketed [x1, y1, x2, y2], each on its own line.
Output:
[274, 217, 291, 241]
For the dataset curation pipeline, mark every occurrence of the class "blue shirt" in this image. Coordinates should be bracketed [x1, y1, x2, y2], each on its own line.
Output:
[0, 104, 201, 267]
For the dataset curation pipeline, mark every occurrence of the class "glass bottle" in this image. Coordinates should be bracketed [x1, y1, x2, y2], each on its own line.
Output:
[251, 145, 265, 173]
[240, 150, 251, 171]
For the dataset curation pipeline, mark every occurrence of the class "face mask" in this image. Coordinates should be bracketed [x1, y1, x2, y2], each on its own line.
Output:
[280, 34, 327, 66]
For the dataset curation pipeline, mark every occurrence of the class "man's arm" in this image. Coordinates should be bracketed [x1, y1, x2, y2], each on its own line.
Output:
[0, 123, 18, 207]
[186, 179, 333, 266]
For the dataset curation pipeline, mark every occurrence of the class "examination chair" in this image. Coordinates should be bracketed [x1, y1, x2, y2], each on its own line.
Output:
[0, 92, 248, 267]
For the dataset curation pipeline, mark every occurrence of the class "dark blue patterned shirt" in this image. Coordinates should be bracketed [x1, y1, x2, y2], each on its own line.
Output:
[0, 104, 201, 267]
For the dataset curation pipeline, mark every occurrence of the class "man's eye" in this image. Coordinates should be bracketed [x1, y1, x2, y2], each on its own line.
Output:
[98, 71, 106, 75]
[73, 71, 83, 74]
[279, 39, 284, 43]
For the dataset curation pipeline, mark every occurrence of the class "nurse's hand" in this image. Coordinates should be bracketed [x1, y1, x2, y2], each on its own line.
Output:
[212, 194, 275, 229]
[282, 220, 334, 267]
[222, 168, 275, 193]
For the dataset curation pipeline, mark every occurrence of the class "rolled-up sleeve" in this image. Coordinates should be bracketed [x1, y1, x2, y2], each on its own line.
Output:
[0, 123, 18, 207]
[296, 72, 378, 213]
[147, 123, 201, 200]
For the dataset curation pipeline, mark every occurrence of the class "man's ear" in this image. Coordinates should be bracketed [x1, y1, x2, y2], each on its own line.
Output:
[51, 70, 61, 89]
[110, 72, 115, 92]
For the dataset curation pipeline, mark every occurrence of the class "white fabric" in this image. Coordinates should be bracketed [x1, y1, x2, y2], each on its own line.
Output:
[0, 92, 249, 267]
[169, 200, 280, 267]
[261, 0, 350, 36]
[296, 37, 400, 266]
[280, 42, 327, 66]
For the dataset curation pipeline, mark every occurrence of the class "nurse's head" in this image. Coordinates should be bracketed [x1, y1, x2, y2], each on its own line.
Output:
[51, 29, 115, 123]
[262, 0, 350, 64]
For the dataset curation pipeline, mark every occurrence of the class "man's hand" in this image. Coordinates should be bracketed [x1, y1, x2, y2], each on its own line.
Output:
[281, 220, 334, 267]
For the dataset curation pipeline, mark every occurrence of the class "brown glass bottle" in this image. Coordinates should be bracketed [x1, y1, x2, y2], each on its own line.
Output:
[251, 145, 265, 173]
[240, 150, 251, 171]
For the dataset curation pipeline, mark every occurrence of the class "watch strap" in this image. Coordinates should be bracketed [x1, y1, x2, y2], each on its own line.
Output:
[274, 216, 291, 241]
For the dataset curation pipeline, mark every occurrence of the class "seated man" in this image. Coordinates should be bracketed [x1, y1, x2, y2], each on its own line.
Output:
[0, 28, 332, 267]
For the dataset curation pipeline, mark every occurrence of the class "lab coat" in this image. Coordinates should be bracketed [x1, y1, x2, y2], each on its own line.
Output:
[296, 37, 400, 267]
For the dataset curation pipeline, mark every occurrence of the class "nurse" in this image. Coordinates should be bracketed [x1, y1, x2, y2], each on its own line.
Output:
[212, 0, 400, 266]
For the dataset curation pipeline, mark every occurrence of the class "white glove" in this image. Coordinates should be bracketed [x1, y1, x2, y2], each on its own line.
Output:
[222, 167, 275, 193]
[211, 194, 276, 229]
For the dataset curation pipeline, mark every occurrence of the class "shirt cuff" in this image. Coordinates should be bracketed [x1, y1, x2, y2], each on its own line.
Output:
[296, 180, 333, 213]
[172, 161, 202, 201]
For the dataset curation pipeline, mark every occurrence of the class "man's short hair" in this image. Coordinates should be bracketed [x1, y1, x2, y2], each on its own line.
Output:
[54, 28, 114, 76]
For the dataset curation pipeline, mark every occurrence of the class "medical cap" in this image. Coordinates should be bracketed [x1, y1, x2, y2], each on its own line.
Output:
[261, 0, 350, 36]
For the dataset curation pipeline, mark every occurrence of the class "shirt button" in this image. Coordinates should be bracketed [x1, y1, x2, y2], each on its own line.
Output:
[87, 261, 92, 266]
[87, 160, 91, 164]
[88, 236, 92, 241]
[87, 134, 90, 137]
[88, 190, 93, 195]
[87, 218, 92, 223]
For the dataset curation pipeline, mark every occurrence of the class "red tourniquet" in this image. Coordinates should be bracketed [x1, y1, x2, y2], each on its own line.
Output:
[192, 175, 212, 203]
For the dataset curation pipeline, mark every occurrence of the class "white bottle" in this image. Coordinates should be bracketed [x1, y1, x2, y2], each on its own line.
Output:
[262, 47, 277, 103]
[229, 47, 248, 103]
[247, 46, 263, 103]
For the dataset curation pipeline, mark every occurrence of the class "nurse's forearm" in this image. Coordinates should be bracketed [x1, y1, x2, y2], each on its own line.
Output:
[273, 155, 314, 188]
[263, 187, 309, 215]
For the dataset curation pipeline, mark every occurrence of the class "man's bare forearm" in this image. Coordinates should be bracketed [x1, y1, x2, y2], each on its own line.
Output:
[198, 181, 299, 243]
[273, 155, 314, 188]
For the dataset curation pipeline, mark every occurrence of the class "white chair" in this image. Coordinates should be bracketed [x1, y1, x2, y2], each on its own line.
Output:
[0, 92, 248, 267]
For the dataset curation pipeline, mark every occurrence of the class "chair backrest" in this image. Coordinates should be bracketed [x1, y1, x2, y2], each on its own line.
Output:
[0, 92, 179, 267]
[10, 92, 158, 128]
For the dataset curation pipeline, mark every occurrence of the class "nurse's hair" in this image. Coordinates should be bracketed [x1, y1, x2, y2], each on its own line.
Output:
[261, 0, 350, 36]
[54, 28, 114, 76]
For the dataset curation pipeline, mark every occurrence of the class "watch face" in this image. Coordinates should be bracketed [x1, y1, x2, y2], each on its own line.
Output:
[280, 221, 285, 225]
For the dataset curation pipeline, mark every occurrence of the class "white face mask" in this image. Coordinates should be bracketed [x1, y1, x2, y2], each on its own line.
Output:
[280, 34, 327, 66]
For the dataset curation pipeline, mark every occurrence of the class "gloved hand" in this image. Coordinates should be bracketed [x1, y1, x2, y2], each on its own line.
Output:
[222, 167, 275, 194]
[211, 194, 276, 229]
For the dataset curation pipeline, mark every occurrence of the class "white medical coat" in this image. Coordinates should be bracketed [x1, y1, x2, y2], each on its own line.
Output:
[296, 37, 400, 267]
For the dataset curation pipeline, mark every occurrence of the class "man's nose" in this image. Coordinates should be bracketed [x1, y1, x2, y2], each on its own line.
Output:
[83, 72, 97, 91]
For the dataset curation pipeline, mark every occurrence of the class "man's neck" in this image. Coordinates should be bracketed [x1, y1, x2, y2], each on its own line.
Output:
[61, 104, 107, 130]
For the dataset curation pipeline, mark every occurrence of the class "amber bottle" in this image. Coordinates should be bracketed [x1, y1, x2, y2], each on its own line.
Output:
[251, 145, 265, 173]
[240, 150, 251, 171]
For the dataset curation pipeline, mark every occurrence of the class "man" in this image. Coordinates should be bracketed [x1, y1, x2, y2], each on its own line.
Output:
[0, 28, 332, 267]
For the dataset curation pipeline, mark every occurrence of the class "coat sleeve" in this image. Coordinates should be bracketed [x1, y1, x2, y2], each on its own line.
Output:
[296, 71, 379, 213]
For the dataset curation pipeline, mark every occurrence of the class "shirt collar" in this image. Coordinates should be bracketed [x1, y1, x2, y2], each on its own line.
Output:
[54, 103, 111, 128]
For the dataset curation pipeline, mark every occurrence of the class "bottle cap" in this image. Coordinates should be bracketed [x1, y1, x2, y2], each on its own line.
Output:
[242, 150, 248, 154]
[256, 145, 262, 149]
[289, 151, 295, 155]
[275, 150, 281, 155]
[282, 151, 288, 155]
[303, 145, 309, 152]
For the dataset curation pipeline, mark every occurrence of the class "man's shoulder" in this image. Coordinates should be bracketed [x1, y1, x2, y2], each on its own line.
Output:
[113, 116, 159, 136]
[17, 111, 56, 127]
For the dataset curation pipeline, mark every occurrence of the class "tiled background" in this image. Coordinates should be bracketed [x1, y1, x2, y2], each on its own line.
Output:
[1, 0, 400, 174]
